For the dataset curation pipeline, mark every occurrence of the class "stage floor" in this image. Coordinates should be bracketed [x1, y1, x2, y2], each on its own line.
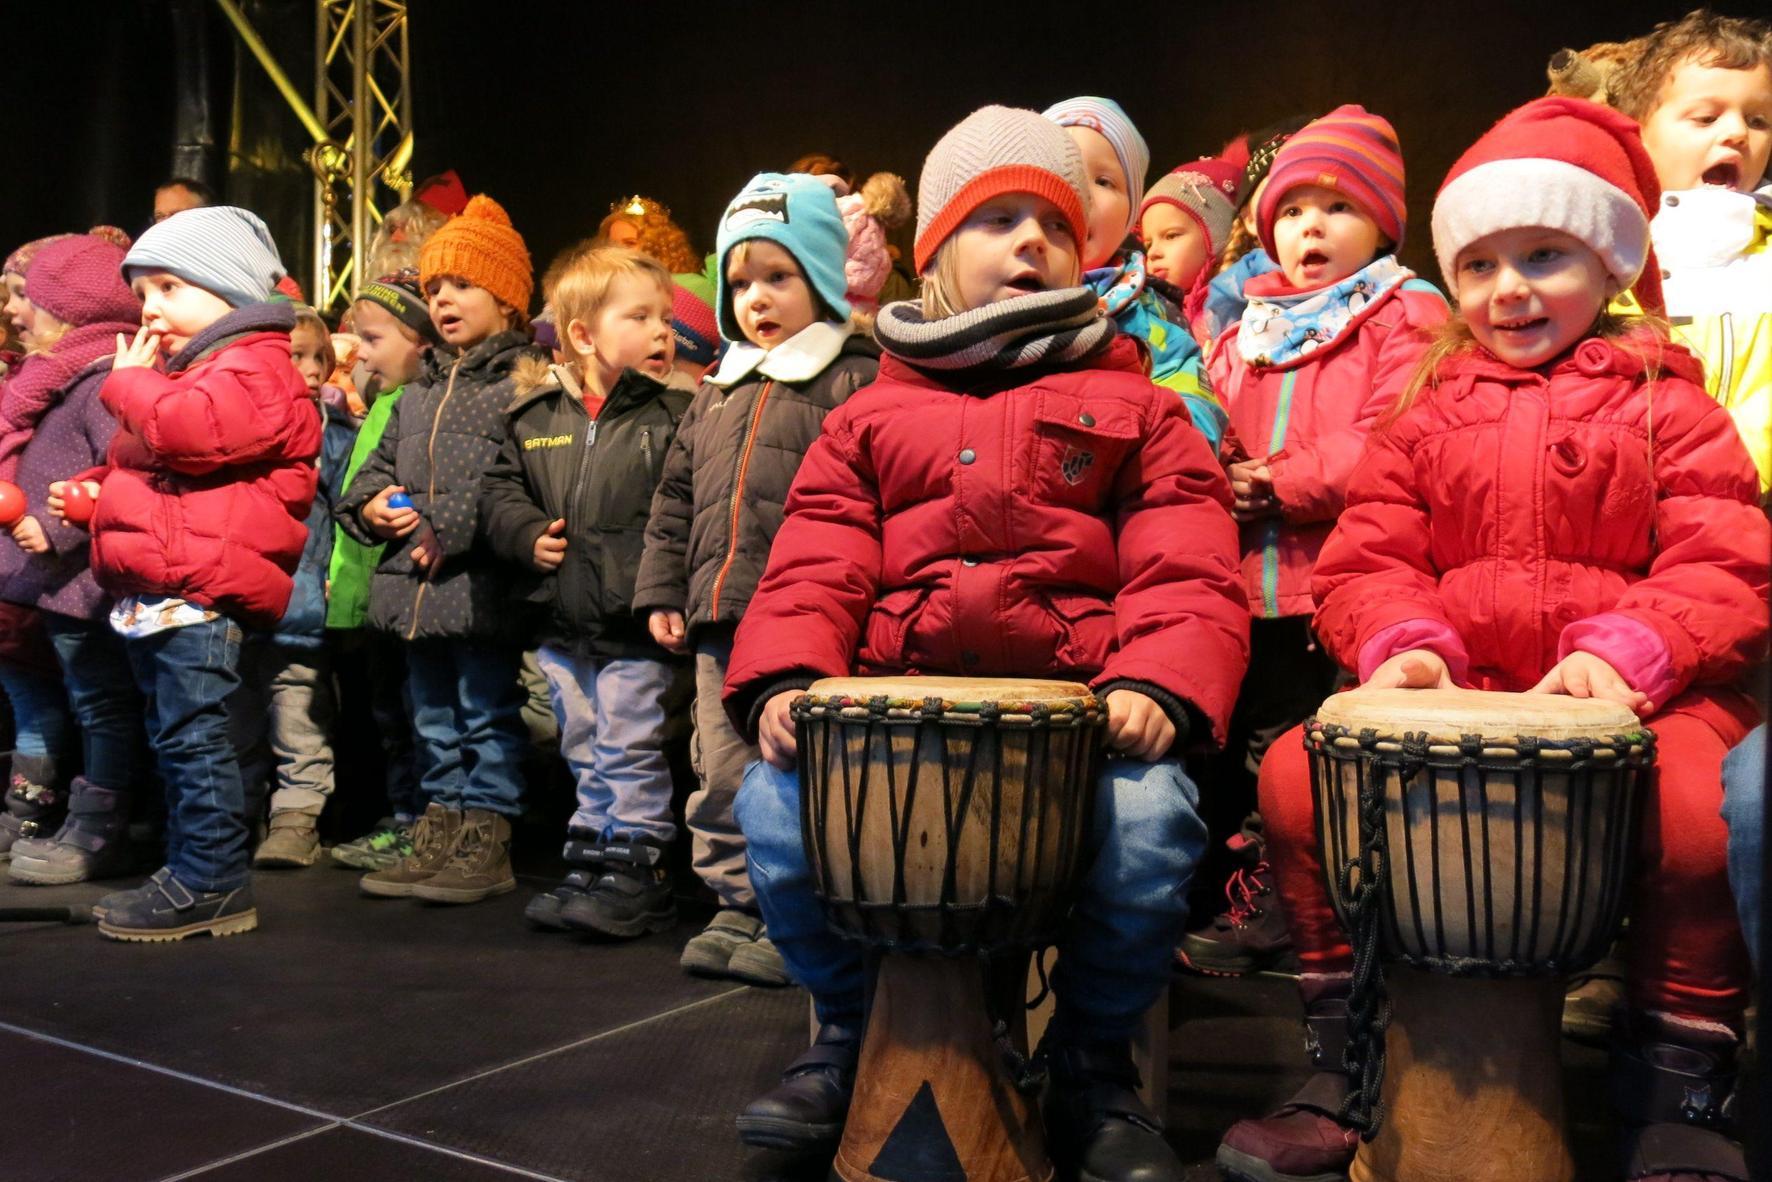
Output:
[0, 849, 1619, 1181]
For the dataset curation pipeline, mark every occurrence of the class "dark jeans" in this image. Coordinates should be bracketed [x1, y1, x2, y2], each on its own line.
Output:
[125, 617, 249, 892]
[406, 638, 527, 817]
[44, 612, 145, 791]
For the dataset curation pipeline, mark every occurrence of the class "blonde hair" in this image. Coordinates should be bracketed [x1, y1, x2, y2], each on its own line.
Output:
[551, 247, 673, 371]
[918, 234, 1082, 319]
[290, 307, 338, 375]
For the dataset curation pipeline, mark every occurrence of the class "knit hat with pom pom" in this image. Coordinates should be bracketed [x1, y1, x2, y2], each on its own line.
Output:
[25, 232, 140, 327]
[419, 194, 533, 313]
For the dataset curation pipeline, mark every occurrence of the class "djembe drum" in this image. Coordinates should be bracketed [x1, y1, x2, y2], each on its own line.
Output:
[1307, 688, 1655, 1182]
[794, 676, 1104, 1182]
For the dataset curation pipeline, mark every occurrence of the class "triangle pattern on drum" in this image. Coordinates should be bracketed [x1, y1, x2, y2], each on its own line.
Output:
[868, 1079, 966, 1180]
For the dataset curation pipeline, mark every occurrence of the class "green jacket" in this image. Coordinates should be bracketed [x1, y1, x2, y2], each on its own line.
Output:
[325, 385, 405, 629]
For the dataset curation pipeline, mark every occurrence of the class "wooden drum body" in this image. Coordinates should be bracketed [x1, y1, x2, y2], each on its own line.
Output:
[1306, 688, 1655, 1182]
[795, 677, 1104, 1182]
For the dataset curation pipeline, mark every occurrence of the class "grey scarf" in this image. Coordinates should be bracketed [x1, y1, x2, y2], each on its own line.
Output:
[873, 286, 1115, 376]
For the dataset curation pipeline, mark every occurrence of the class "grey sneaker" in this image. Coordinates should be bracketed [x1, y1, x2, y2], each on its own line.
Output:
[8, 778, 133, 885]
[96, 867, 258, 943]
[727, 932, 792, 987]
[681, 908, 764, 977]
[253, 812, 321, 868]
[331, 817, 415, 871]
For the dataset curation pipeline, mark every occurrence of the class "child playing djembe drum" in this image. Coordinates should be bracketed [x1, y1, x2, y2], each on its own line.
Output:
[722, 105, 1250, 1182]
[1217, 98, 1769, 1182]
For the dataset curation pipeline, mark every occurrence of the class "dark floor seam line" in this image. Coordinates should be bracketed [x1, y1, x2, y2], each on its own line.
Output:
[334, 1123, 576, 1182]
[345, 985, 751, 1121]
[154, 1124, 344, 1182]
[0, 1019, 343, 1123]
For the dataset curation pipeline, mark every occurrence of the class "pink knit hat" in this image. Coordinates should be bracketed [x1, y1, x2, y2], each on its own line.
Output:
[25, 233, 141, 327]
[1139, 158, 1244, 263]
[1256, 105, 1407, 259]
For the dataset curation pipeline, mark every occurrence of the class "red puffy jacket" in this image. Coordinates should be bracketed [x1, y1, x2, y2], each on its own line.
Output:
[1313, 335, 1768, 701]
[724, 335, 1251, 747]
[83, 306, 321, 629]
[1210, 279, 1447, 618]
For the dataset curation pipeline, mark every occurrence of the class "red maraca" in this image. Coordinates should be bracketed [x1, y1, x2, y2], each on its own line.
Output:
[0, 481, 25, 529]
[60, 481, 96, 526]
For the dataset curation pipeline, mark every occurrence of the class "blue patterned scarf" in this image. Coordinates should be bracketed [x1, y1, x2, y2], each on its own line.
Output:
[1237, 255, 1412, 369]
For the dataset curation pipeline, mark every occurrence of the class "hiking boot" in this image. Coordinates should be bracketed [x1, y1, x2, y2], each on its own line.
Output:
[1041, 1034, 1183, 1182]
[525, 833, 600, 930]
[680, 908, 764, 976]
[412, 808, 515, 904]
[728, 933, 793, 986]
[360, 803, 460, 897]
[331, 817, 415, 871]
[1178, 815, 1293, 976]
[558, 837, 676, 937]
[253, 811, 321, 868]
[0, 754, 65, 861]
[9, 778, 133, 885]
[736, 1021, 860, 1152]
[1613, 1010, 1746, 1181]
[96, 867, 257, 942]
[1564, 936, 1626, 1046]
[1217, 975, 1359, 1182]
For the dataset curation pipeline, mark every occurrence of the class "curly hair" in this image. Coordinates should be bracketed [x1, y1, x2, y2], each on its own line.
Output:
[597, 196, 699, 274]
[1610, 8, 1772, 121]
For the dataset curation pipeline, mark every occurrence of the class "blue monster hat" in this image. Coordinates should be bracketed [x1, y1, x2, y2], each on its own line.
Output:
[713, 172, 852, 342]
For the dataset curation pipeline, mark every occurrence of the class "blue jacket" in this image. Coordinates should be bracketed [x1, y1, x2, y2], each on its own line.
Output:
[1200, 249, 1280, 345]
[274, 401, 356, 647]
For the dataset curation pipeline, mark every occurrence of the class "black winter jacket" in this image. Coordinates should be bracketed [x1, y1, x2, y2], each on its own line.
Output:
[481, 363, 691, 661]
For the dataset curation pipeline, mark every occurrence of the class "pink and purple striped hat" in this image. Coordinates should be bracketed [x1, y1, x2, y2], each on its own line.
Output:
[1255, 104, 1407, 258]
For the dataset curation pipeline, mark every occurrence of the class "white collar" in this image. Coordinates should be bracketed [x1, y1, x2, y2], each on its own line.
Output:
[1651, 183, 1772, 269]
[708, 320, 853, 387]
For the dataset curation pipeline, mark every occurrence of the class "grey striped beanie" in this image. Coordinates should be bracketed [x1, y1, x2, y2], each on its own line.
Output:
[123, 206, 287, 308]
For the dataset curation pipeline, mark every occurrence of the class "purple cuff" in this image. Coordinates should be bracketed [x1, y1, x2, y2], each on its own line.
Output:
[1358, 618, 1471, 684]
[1559, 612, 1680, 708]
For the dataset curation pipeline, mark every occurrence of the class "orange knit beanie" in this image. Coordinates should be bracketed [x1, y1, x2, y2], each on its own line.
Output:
[419, 194, 533, 313]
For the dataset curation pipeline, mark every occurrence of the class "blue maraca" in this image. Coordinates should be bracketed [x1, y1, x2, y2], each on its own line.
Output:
[387, 491, 413, 510]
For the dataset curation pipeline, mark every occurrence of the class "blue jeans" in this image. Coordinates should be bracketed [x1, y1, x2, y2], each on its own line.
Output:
[1721, 724, 1765, 972]
[406, 638, 528, 816]
[125, 617, 249, 892]
[43, 613, 144, 791]
[737, 754, 1206, 1041]
[535, 644, 677, 843]
[0, 665, 71, 761]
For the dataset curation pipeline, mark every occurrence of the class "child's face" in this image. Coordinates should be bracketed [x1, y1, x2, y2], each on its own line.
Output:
[1270, 185, 1384, 288]
[17, 301, 66, 352]
[1141, 204, 1209, 290]
[1454, 227, 1612, 370]
[2, 274, 27, 336]
[569, 273, 675, 383]
[949, 194, 1080, 312]
[425, 276, 515, 348]
[727, 240, 817, 348]
[1066, 126, 1129, 271]
[130, 270, 235, 355]
[353, 300, 423, 387]
[1638, 57, 1772, 194]
[604, 218, 640, 248]
[289, 323, 330, 395]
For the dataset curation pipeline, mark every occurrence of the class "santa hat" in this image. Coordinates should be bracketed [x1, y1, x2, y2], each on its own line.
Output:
[1432, 97, 1663, 313]
[1139, 158, 1244, 262]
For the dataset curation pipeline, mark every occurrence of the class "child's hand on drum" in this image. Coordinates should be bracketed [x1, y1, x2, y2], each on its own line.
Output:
[1104, 689, 1175, 762]
[1528, 651, 1651, 716]
[760, 690, 801, 769]
[1365, 648, 1455, 691]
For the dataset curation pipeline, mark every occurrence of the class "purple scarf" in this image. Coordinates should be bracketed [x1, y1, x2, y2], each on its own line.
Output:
[0, 321, 134, 480]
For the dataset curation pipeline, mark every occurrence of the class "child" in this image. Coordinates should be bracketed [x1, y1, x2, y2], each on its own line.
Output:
[634, 172, 879, 985]
[336, 195, 540, 905]
[62, 206, 321, 940]
[1189, 107, 1446, 977]
[228, 307, 347, 869]
[1611, 9, 1772, 490]
[724, 106, 1250, 1180]
[1138, 158, 1245, 345]
[481, 247, 690, 937]
[1218, 98, 1769, 1182]
[1197, 117, 1312, 347]
[1043, 97, 1228, 450]
[0, 231, 146, 884]
[325, 272, 432, 871]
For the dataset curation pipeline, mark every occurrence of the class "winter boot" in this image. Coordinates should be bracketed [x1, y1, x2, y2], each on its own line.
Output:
[727, 932, 793, 986]
[8, 777, 134, 885]
[559, 836, 676, 937]
[735, 1020, 861, 1152]
[681, 908, 765, 977]
[1217, 974, 1360, 1182]
[96, 866, 257, 942]
[253, 810, 322, 868]
[1612, 1010, 1747, 1181]
[360, 803, 461, 897]
[1563, 934, 1627, 1046]
[524, 830, 599, 930]
[1178, 815, 1294, 976]
[1040, 1033, 1183, 1182]
[411, 808, 515, 904]
[0, 754, 65, 861]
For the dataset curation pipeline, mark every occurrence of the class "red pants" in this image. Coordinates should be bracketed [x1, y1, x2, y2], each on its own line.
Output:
[1259, 690, 1758, 1025]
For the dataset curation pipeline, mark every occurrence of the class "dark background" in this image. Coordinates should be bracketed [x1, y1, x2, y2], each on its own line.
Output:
[0, 0, 1736, 290]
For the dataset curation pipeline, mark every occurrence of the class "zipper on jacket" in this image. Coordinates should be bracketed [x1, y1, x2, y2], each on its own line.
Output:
[708, 380, 774, 621]
[1259, 369, 1298, 618]
[563, 407, 599, 623]
[641, 427, 654, 471]
[407, 355, 462, 641]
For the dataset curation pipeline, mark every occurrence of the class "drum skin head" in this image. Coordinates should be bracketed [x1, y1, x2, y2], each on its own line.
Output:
[805, 675, 1095, 708]
[1315, 687, 1640, 740]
